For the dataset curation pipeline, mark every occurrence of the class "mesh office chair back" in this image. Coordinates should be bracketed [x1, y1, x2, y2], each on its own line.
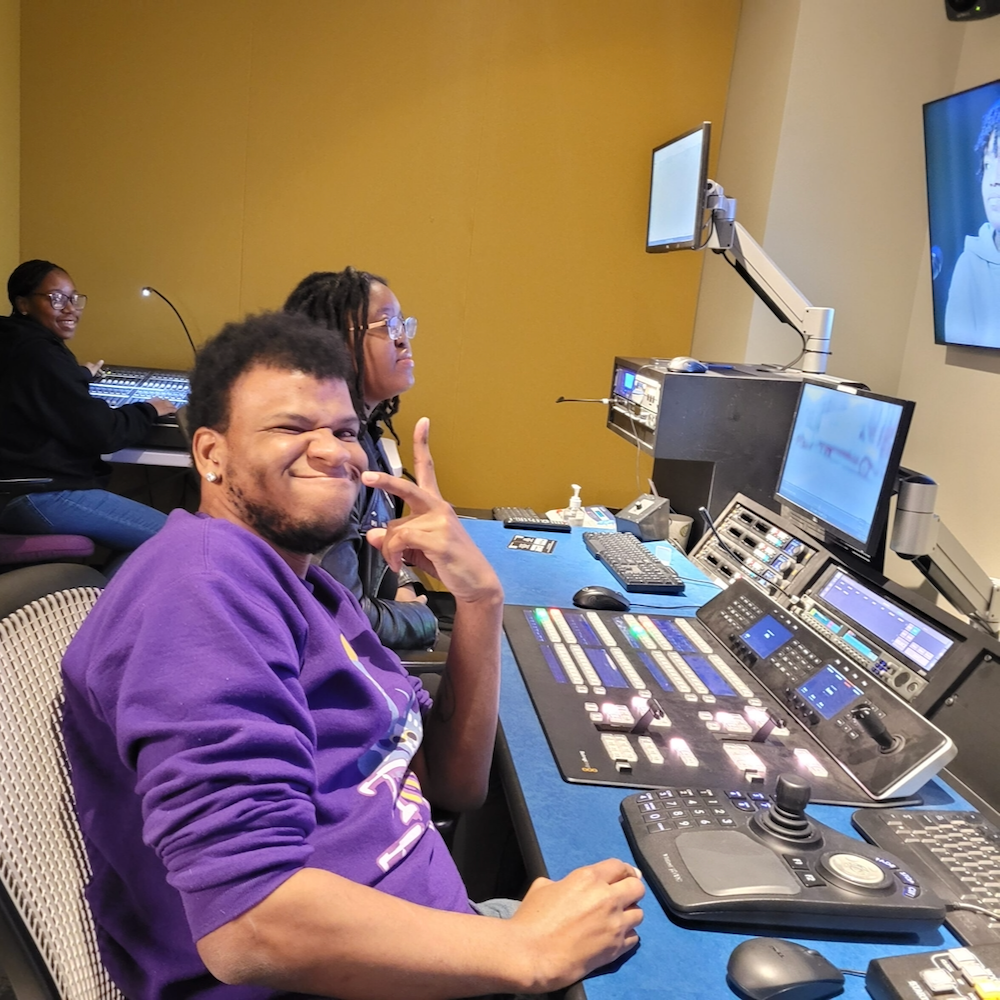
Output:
[0, 576, 124, 1000]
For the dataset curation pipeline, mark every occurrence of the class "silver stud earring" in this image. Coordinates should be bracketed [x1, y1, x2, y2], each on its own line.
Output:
[205, 472, 219, 483]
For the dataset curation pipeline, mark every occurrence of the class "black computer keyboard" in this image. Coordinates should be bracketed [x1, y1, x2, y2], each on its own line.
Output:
[491, 506, 571, 533]
[582, 531, 684, 595]
[853, 809, 1000, 945]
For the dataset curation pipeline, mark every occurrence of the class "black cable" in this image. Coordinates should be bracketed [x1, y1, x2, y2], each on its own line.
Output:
[142, 286, 197, 359]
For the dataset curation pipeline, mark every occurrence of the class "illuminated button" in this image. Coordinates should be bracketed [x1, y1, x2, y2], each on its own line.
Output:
[570, 645, 602, 687]
[669, 738, 699, 767]
[676, 618, 713, 654]
[553, 644, 584, 685]
[609, 647, 645, 689]
[586, 612, 618, 646]
[637, 615, 672, 650]
[603, 704, 635, 727]
[793, 748, 829, 778]
[600, 733, 637, 762]
[623, 614, 657, 650]
[651, 650, 690, 693]
[548, 609, 578, 644]
[638, 736, 664, 764]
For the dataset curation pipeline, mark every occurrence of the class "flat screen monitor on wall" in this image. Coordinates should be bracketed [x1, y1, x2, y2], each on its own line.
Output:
[924, 77, 1000, 349]
[775, 382, 914, 561]
[646, 123, 711, 252]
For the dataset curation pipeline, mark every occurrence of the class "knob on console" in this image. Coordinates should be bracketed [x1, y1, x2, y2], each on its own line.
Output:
[750, 774, 823, 847]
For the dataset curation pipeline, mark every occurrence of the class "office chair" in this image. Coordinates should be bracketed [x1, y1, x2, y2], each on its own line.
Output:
[0, 563, 124, 1000]
[0, 480, 95, 571]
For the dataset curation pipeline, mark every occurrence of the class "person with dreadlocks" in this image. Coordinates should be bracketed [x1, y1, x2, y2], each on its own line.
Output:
[0, 259, 177, 554]
[284, 267, 441, 650]
[946, 98, 1000, 347]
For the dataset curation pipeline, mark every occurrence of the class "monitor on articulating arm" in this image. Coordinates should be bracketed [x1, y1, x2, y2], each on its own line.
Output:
[646, 123, 712, 253]
[774, 381, 914, 563]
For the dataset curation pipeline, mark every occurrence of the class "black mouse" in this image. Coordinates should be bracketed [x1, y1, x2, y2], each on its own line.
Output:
[726, 937, 845, 1000]
[572, 585, 630, 612]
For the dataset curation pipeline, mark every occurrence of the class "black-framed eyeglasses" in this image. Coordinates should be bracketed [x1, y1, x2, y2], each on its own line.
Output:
[34, 291, 87, 311]
[368, 315, 417, 342]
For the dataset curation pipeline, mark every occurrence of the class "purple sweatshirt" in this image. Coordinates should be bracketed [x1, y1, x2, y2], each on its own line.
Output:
[62, 510, 473, 1000]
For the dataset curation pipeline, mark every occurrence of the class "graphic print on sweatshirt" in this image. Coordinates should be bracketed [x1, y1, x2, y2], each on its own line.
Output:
[340, 633, 430, 872]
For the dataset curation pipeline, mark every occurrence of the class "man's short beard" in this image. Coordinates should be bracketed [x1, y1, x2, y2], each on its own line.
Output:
[230, 486, 353, 556]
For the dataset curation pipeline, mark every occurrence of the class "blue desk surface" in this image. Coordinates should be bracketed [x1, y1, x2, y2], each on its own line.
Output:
[462, 518, 970, 1000]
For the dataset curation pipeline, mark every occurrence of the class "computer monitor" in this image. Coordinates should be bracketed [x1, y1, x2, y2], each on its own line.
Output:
[645, 122, 711, 253]
[774, 381, 914, 560]
[924, 77, 1000, 349]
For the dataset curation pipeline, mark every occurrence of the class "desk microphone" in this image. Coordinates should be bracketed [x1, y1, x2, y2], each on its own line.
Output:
[141, 286, 197, 359]
[555, 396, 611, 404]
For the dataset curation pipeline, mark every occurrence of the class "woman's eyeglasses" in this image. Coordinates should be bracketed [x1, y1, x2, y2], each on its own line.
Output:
[34, 291, 88, 311]
[367, 316, 417, 342]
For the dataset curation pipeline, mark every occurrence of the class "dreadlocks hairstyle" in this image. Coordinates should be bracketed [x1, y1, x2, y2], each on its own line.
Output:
[7, 259, 64, 313]
[975, 99, 1000, 178]
[282, 267, 401, 429]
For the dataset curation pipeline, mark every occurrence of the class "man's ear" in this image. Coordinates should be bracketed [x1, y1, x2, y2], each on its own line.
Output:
[192, 426, 226, 482]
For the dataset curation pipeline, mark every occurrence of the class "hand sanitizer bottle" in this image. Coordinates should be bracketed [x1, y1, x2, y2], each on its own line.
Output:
[565, 484, 585, 527]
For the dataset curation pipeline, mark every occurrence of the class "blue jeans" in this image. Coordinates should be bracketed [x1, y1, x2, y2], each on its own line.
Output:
[0, 490, 168, 552]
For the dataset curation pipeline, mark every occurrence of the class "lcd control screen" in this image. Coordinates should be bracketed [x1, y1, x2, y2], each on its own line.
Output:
[797, 665, 864, 720]
[740, 616, 792, 659]
[817, 569, 954, 672]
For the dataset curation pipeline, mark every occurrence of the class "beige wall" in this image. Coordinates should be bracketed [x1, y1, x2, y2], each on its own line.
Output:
[18, 0, 742, 513]
[0, 0, 17, 280]
[690, 0, 1000, 593]
[896, 15, 1000, 582]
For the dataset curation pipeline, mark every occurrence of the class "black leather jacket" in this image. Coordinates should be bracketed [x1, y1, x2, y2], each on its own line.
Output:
[320, 422, 438, 650]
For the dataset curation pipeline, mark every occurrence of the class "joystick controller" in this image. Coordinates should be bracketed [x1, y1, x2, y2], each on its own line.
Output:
[619, 773, 946, 933]
[751, 773, 823, 847]
[852, 705, 902, 753]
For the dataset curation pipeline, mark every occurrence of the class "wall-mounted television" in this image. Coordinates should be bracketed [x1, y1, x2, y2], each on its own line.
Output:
[924, 78, 1000, 349]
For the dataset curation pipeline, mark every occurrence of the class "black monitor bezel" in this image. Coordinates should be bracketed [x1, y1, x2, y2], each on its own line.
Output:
[774, 380, 915, 560]
[645, 122, 711, 254]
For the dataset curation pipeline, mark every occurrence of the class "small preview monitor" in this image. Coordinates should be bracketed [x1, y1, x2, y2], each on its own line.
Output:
[924, 77, 1000, 349]
[775, 382, 914, 559]
[646, 123, 711, 252]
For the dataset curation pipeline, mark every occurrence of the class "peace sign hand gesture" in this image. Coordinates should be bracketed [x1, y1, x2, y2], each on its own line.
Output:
[362, 418, 502, 607]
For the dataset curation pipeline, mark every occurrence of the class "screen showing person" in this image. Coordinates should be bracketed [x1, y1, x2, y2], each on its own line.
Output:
[924, 77, 1000, 349]
[775, 382, 913, 557]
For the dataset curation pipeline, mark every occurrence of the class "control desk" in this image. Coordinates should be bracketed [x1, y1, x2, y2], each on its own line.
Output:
[462, 519, 971, 1000]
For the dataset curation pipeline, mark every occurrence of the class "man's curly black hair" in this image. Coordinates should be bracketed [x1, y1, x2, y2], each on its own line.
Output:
[975, 98, 1000, 177]
[186, 311, 355, 437]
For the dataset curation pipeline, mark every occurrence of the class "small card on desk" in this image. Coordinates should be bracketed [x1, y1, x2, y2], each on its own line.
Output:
[507, 534, 557, 554]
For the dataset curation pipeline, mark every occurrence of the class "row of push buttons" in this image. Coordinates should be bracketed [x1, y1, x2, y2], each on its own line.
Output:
[636, 787, 771, 833]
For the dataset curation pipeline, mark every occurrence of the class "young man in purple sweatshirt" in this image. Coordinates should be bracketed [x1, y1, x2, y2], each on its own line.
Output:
[61, 311, 643, 1000]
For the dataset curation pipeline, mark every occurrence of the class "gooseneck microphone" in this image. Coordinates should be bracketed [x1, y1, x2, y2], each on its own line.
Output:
[141, 286, 197, 359]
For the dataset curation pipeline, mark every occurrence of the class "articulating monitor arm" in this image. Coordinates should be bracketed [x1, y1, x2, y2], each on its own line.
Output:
[704, 180, 834, 376]
[891, 469, 1000, 637]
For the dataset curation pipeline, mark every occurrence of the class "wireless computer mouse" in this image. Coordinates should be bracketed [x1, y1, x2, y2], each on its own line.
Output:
[666, 355, 708, 373]
[726, 937, 845, 1000]
[572, 586, 631, 612]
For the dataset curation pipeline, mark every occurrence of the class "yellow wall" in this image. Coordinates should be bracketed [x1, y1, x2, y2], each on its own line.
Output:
[0, 0, 18, 280]
[20, 0, 741, 511]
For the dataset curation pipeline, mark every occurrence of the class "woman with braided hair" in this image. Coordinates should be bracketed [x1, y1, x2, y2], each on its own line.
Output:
[284, 267, 443, 650]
